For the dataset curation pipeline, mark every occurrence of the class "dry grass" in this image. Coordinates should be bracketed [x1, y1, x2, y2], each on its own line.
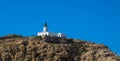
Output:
[0, 35, 119, 61]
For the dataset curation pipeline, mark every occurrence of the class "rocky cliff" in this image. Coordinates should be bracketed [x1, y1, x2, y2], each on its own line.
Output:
[0, 35, 119, 61]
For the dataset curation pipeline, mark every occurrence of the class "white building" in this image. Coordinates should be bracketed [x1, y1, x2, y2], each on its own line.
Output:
[37, 23, 65, 38]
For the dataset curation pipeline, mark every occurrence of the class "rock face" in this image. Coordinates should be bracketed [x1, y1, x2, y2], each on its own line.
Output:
[0, 35, 119, 61]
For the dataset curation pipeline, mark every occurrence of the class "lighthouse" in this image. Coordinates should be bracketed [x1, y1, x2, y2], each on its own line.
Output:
[37, 23, 65, 38]
[43, 23, 48, 32]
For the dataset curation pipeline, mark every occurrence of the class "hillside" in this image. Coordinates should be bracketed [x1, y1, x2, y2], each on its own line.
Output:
[0, 34, 119, 61]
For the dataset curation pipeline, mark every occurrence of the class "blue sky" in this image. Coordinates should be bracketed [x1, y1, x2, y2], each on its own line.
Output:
[0, 0, 120, 55]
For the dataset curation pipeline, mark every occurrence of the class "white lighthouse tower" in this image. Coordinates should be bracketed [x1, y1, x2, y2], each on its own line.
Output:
[43, 23, 48, 32]
[37, 23, 65, 38]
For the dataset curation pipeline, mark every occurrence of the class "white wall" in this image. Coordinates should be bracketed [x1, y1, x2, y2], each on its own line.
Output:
[37, 32, 65, 38]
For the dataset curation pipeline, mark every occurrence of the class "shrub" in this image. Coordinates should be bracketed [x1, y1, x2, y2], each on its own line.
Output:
[65, 38, 73, 43]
